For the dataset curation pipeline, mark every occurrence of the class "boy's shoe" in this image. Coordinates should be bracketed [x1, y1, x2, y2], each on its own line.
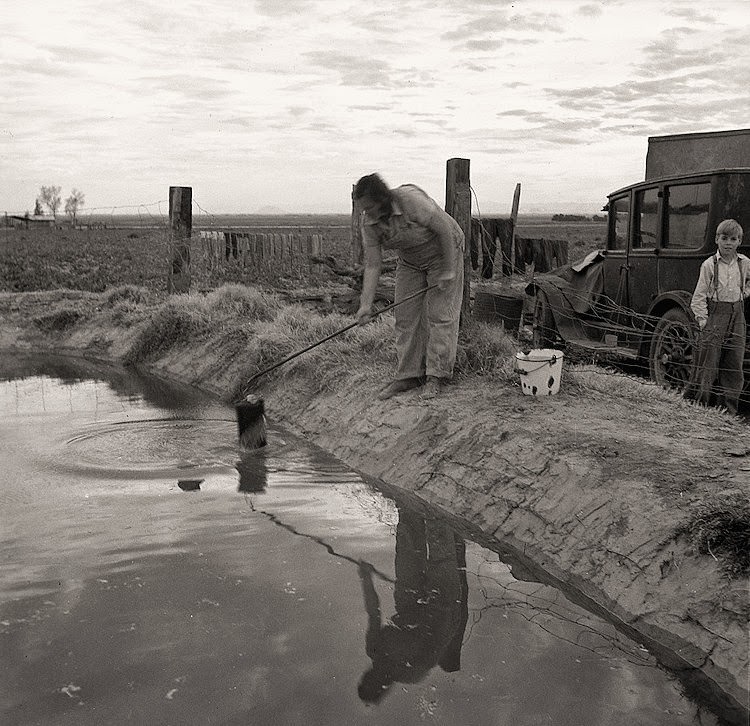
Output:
[421, 376, 445, 398]
[377, 377, 422, 400]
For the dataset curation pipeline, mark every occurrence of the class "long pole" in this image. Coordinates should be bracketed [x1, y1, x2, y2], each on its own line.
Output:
[238, 284, 438, 395]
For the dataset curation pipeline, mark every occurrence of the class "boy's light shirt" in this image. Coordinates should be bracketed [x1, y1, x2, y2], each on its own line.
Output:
[690, 251, 750, 326]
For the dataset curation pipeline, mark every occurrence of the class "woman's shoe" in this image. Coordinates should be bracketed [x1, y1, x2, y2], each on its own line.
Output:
[377, 377, 422, 400]
[421, 376, 445, 398]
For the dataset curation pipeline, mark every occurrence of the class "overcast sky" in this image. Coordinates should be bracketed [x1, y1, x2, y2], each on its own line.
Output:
[3, 0, 749, 217]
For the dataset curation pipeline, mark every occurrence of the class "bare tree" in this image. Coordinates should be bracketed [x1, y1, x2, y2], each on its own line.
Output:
[39, 186, 62, 219]
[64, 189, 86, 226]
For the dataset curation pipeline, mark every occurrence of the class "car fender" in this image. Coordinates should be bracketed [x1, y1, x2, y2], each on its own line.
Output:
[645, 290, 695, 327]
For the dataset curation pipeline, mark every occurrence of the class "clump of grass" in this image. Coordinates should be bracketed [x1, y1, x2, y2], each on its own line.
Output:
[123, 295, 210, 364]
[454, 320, 519, 382]
[32, 307, 85, 333]
[243, 305, 395, 387]
[251, 305, 350, 368]
[110, 299, 148, 327]
[104, 284, 151, 306]
[203, 283, 281, 321]
[677, 490, 750, 579]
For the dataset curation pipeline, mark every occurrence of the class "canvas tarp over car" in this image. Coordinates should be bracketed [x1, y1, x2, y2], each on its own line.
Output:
[528, 250, 608, 341]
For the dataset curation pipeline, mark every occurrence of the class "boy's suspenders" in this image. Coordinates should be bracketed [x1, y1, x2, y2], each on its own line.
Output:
[711, 255, 745, 302]
[740, 257, 745, 303]
[713, 256, 718, 300]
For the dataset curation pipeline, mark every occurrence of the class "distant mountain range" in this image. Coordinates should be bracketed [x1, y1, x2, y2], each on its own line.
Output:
[254, 205, 290, 215]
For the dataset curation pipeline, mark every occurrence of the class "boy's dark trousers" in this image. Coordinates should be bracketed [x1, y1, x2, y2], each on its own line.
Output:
[694, 300, 746, 413]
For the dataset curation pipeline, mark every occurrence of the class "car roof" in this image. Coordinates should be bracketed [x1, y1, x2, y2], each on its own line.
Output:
[608, 168, 750, 199]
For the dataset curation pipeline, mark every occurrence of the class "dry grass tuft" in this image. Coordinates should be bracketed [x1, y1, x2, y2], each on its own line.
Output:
[32, 307, 86, 333]
[248, 306, 393, 385]
[677, 490, 750, 579]
[123, 294, 211, 363]
[104, 285, 152, 306]
[203, 284, 281, 321]
[123, 284, 285, 364]
[454, 320, 521, 383]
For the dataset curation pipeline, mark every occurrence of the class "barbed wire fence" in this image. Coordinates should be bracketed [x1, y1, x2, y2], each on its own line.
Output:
[5, 192, 747, 403]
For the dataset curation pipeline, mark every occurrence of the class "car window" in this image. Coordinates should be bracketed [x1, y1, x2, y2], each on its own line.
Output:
[609, 195, 629, 250]
[634, 187, 659, 249]
[664, 182, 710, 249]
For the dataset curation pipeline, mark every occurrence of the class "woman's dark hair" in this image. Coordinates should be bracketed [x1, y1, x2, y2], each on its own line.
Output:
[353, 173, 391, 204]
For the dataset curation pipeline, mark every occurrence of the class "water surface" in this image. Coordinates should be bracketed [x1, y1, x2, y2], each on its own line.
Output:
[0, 354, 724, 725]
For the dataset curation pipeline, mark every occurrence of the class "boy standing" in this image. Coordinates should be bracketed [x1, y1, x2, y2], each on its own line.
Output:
[690, 219, 748, 413]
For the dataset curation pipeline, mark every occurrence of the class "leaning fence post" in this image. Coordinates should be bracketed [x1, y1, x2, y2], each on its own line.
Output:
[445, 158, 471, 324]
[509, 182, 521, 277]
[167, 186, 192, 293]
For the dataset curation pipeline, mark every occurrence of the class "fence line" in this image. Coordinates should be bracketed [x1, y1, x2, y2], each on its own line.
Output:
[197, 230, 324, 278]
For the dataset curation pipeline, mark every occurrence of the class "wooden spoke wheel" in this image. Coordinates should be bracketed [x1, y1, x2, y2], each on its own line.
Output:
[649, 307, 697, 391]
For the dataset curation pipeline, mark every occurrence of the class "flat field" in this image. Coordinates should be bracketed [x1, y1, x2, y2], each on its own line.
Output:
[0, 215, 606, 293]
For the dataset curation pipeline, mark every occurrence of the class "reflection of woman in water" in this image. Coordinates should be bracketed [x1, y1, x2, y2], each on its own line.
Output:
[357, 507, 469, 703]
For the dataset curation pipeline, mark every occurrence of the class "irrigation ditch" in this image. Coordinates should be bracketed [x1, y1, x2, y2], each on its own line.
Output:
[0, 287, 748, 724]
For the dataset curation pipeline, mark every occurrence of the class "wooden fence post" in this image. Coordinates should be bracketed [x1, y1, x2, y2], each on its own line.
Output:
[167, 186, 192, 293]
[351, 186, 363, 266]
[509, 182, 521, 277]
[445, 158, 471, 324]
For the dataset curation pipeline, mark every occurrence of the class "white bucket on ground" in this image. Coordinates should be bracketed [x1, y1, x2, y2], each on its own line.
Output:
[515, 348, 564, 396]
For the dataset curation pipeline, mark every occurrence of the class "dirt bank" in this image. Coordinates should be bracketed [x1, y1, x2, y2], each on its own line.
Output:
[1, 289, 748, 724]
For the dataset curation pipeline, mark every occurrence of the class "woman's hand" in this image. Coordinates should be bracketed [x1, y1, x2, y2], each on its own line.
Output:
[356, 304, 373, 325]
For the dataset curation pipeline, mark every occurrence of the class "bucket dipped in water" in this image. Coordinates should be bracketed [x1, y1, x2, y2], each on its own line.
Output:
[515, 348, 564, 396]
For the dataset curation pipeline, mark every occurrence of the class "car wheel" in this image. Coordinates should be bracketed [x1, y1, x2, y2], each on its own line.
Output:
[649, 307, 697, 391]
[532, 290, 557, 348]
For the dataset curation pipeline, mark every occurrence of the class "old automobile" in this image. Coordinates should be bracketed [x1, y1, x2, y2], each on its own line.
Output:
[528, 165, 750, 393]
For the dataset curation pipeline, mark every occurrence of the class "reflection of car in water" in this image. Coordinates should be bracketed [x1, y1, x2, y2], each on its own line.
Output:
[527, 166, 750, 393]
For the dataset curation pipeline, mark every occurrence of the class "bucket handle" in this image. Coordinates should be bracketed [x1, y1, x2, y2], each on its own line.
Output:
[515, 355, 558, 375]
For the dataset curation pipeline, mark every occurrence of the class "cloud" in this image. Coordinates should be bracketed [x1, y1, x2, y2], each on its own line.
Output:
[539, 18, 750, 137]
[221, 117, 254, 128]
[455, 60, 493, 72]
[441, 14, 510, 41]
[44, 44, 122, 64]
[496, 109, 545, 121]
[441, 7, 563, 55]
[666, 7, 716, 23]
[135, 74, 235, 101]
[510, 11, 565, 33]
[288, 106, 311, 117]
[636, 36, 723, 78]
[254, 0, 317, 17]
[348, 104, 394, 112]
[392, 128, 418, 138]
[302, 50, 402, 89]
[577, 3, 603, 17]
[1, 57, 71, 79]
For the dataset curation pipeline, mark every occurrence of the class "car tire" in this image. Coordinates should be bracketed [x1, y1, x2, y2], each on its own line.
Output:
[649, 307, 697, 391]
[532, 290, 557, 348]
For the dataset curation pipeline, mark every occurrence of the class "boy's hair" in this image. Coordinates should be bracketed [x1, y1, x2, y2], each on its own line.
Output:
[353, 173, 392, 204]
[716, 218, 743, 239]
